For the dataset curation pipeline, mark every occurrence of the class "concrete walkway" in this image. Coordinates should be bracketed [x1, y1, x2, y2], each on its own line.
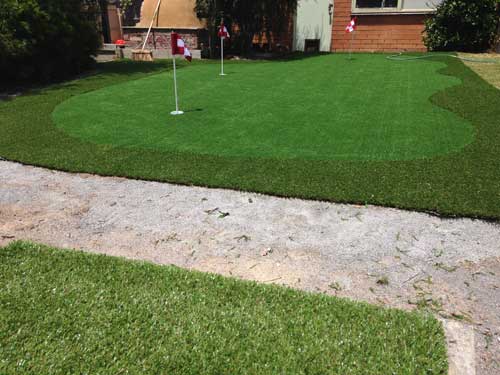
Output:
[1, 160, 499, 374]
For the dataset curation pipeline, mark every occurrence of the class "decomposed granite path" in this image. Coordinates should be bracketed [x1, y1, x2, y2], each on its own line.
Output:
[1, 160, 499, 374]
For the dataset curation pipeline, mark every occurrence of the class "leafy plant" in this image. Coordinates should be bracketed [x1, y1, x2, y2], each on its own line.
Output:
[119, 0, 133, 9]
[0, 0, 101, 84]
[195, 0, 297, 56]
[194, 0, 225, 57]
[424, 0, 499, 52]
[119, 0, 144, 26]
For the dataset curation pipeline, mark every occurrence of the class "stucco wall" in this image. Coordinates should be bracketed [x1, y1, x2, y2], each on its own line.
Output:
[136, 0, 204, 29]
[294, 0, 333, 52]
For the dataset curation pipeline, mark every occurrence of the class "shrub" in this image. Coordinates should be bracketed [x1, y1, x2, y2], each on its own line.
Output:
[195, 0, 297, 57]
[0, 0, 101, 85]
[424, 0, 499, 52]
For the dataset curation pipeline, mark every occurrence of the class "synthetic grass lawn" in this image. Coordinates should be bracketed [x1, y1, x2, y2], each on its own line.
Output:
[0, 242, 447, 375]
[0, 54, 499, 219]
[53, 55, 474, 161]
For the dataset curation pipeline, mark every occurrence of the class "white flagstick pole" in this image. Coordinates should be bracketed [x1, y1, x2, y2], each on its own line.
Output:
[173, 57, 179, 112]
[349, 30, 356, 60]
[220, 37, 226, 76]
[142, 0, 162, 51]
[349, 31, 354, 60]
[171, 56, 183, 115]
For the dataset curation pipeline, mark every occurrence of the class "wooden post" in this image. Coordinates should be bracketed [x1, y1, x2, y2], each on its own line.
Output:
[142, 0, 162, 51]
[131, 0, 161, 62]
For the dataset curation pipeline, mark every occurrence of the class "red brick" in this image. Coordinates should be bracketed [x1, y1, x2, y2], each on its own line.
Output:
[331, 0, 428, 52]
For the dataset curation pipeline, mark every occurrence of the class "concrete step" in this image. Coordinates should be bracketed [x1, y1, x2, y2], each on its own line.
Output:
[95, 47, 202, 63]
[101, 43, 118, 51]
[98, 49, 116, 55]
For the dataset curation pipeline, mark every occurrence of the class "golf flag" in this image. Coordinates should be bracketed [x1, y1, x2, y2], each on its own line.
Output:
[171, 32, 192, 62]
[218, 22, 229, 76]
[170, 32, 192, 115]
[345, 17, 357, 33]
[218, 24, 230, 39]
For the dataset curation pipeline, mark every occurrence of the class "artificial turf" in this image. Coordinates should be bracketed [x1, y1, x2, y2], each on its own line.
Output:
[0, 241, 448, 374]
[53, 55, 473, 161]
[0, 54, 499, 219]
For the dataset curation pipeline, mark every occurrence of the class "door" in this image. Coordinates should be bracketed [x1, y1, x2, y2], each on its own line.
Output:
[293, 0, 334, 52]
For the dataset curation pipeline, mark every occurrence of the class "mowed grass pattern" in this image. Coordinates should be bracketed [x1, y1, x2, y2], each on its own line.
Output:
[53, 55, 474, 160]
[0, 242, 448, 375]
[1, 56, 499, 219]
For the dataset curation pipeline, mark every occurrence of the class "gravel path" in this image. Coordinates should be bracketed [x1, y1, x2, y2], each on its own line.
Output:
[1, 160, 499, 374]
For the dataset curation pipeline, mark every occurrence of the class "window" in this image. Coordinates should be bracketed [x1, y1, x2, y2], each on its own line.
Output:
[353, 0, 442, 13]
[355, 0, 398, 8]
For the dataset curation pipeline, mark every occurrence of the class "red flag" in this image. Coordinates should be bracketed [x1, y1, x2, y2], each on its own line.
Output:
[171, 32, 192, 62]
[345, 17, 357, 33]
[218, 24, 230, 39]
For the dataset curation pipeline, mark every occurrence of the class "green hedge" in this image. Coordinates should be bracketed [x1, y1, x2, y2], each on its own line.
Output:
[424, 0, 499, 52]
[0, 0, 101, 84]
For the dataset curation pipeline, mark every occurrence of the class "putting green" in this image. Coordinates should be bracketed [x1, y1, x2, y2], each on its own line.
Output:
[53, 54, 474, 161]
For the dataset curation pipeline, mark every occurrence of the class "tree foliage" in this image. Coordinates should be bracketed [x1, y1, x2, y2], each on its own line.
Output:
[0, 0, 101, 84]
[424, 0, 499, 52]
[195, 0, 297, 56]
[119, 0, 144, 26]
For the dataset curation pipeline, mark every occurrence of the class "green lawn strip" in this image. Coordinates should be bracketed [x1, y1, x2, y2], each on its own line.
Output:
[52, 55, 473, 161]
[0, 241, 447, 374]
[0, 55, 499, 219]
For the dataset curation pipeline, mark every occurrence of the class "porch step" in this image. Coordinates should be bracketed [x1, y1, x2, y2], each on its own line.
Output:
[95, 47, 202, 62]
[122, 48, 201, 60]
[101, 43, 118, 51]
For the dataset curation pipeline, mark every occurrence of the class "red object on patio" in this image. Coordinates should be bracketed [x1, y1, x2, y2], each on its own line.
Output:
[115, 39, 126, 47]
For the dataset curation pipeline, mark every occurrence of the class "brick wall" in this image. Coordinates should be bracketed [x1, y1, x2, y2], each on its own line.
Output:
[332, 0, 428, 52]
[122, 28, 200, 50]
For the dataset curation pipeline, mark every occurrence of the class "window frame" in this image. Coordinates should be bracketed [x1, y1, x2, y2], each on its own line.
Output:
[351, 0, 439, 15]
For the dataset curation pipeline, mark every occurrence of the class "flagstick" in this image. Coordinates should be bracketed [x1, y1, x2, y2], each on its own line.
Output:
[142, 0, 162, 51]
[349, 31, 355, 60]
[220, 37, 226, 76]
[171, 56, 183, 115]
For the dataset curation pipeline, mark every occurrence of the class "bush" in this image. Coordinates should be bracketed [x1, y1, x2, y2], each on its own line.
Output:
[0, 0, 101, 85]
[195, 0, 297, 57]
[424, 0, 499, 52]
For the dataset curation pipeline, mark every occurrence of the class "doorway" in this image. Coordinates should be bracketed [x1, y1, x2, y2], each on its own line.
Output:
[293, 0, 334, 52]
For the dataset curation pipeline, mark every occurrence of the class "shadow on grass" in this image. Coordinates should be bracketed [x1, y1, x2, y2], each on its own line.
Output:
[184, 108, 204, 113]
[273, 52, 332, 62]
[2, 59, 176, 99]
[0, 93, 20, 102]
[96, 59, 173, 75]
[221, 52, 331, 63]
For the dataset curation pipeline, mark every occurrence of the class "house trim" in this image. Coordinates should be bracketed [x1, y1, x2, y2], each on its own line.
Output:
[351, 0, 438, 15]
[352, 10, 435, 15]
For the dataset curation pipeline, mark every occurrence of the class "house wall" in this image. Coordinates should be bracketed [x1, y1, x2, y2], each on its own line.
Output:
[123, 0, 295, 53]
[331, 0, 427, 52]
[107, 4, 123, 43]
[136, 0, 204, 29]
[122, 0, 204, 50]
[294, 0, 333, 52]
[122, 28, 201, 50]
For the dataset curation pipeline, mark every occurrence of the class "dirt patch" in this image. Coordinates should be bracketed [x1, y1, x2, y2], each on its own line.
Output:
[1, 160, 499, 374]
